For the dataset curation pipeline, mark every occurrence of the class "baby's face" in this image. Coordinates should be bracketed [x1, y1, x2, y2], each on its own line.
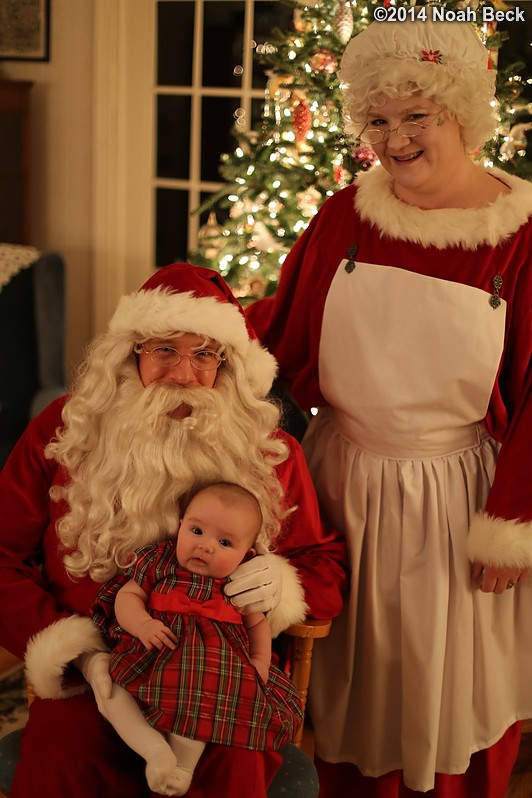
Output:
[177, 492, 257, 579]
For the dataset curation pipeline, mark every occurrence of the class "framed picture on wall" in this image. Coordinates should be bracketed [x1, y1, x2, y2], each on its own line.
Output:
[0, 0, 50, 62]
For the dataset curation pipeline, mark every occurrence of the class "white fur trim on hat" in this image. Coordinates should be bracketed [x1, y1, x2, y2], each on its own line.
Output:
[109, 287, 277, 397]
[467, 512, 532, 568]
[25, 615, 108, 699]
[268, 555, 309, 638]
[355, 165, 532, 250]
[110, 288, 249, 347]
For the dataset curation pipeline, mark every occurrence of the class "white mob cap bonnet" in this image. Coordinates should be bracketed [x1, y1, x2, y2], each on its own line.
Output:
[340, 17, 493, 76]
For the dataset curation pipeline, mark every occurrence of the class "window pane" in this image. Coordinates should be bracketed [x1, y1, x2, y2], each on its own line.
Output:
[157, 1, 195, 86]
[156, 188, 190, 266]
[251, 96, 266, 129]
[156, 95, 191, 180]
[203, 1, 245, 87]
[253, 1, 293, 89]
[498, 14, 532, 99]
[201, 96, 240, 181]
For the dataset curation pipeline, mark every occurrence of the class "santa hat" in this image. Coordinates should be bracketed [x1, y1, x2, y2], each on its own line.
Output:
[109, 262, 277, 397]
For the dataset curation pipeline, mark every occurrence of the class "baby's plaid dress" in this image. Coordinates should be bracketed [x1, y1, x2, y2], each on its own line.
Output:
[92, 540, 303, 750]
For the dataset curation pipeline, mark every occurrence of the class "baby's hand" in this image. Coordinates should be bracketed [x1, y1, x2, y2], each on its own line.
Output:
[137, 618, 178, 651]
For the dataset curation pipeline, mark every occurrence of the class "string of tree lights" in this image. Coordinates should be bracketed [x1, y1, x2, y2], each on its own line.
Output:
[191, 0, 532, 299]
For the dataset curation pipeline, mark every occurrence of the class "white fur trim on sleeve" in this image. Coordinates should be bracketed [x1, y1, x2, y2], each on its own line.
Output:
[466, 512, 532, 568]
[25, 615, 108, 700]
[268, 556, 309, 638]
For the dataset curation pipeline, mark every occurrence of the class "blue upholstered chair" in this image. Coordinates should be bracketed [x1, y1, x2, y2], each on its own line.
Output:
[0, 731, 21, 798]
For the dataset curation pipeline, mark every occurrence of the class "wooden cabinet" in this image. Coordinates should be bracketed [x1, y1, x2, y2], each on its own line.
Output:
[0, 81, 32, 245]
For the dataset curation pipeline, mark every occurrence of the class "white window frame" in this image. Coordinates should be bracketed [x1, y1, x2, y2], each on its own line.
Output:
[154, 0, 271, 258]
[91, 0, 275, 333]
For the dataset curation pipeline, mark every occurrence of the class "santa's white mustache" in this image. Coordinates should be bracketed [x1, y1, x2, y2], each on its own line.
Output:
[134, 381, 222, 429]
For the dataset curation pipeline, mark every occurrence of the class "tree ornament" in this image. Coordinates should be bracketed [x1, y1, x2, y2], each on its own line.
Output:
[334, 163, 345, 184]
[292, 99, 312, 142]
[353, 145, 378, 170]
[483, 20, 499, 69]
[293, 8, 313, 33]
[297, 187, 322, 217]
[334, 1, 353, 45]
[267, 199, 284, 215]
[229, 199, 245, 220]
[233, 270, 268, 301]
[499, 122, 532, 161]
[244, 214, 256, 234]
[267, 71, 294, 104]
[249, 221, 280, 252]
[309, 49, 338, 75]
[197, 212, 225, 259]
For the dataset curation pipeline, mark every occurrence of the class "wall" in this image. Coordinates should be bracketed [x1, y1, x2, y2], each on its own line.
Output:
[0, 0, 155, 381]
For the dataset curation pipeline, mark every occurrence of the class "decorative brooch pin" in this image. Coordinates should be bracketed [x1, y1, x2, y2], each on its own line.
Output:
[345, 244, 359, 273]
[489, 274, 503, 309]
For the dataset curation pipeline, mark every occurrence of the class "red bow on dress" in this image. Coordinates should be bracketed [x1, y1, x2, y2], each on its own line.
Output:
[148, 590, 243, 624]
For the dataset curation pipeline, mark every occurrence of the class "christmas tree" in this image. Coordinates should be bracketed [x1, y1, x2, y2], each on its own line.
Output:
[192, 0, 531, 298]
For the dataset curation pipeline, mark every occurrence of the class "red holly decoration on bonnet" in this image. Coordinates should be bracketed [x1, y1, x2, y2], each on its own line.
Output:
[421, 50, 443, 65]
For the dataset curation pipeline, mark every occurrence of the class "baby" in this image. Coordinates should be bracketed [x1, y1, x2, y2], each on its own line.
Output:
[90, 482, 302, 795]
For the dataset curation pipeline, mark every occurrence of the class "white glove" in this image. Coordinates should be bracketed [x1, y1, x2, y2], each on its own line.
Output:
[224, 543, 282, 614]
[75, 651, 113, 710]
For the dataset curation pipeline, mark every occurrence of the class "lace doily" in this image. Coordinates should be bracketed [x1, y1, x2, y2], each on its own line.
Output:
[0, 243, 41, 291]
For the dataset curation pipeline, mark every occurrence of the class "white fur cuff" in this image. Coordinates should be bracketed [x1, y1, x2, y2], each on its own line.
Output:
[25, 615, 108, 699]
[269, 557, 309, 638]
[467, 512, 532, 568]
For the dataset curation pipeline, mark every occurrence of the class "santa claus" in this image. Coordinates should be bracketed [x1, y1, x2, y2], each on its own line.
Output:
[0, 263, 347, 798]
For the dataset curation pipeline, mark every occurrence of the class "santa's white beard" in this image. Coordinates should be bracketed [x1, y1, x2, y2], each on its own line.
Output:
[115, 374, 256, 498]
[59, 369, 276, 581]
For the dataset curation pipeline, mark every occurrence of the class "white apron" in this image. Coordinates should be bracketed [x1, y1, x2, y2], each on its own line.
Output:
[305, 260, 532, 792]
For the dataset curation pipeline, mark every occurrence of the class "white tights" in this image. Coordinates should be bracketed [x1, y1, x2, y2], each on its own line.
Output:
[97, 679, 205, 796]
